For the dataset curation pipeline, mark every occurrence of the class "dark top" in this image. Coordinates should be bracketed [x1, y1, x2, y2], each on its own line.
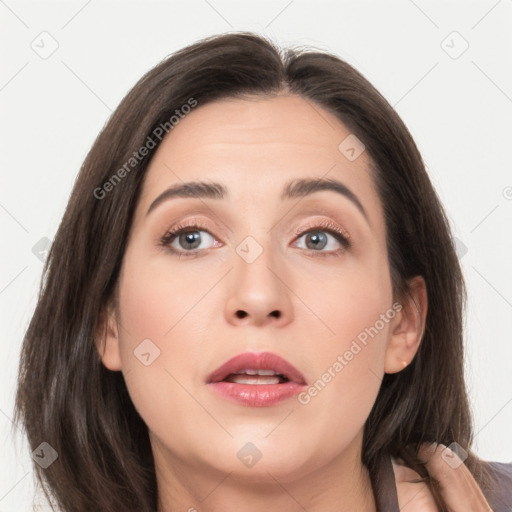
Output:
[373, 454, 512, 511]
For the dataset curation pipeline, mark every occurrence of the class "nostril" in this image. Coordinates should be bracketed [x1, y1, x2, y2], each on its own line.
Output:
[235, 310, 281, 319]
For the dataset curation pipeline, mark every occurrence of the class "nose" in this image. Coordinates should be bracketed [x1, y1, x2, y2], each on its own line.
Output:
[224, 242, 293, 328]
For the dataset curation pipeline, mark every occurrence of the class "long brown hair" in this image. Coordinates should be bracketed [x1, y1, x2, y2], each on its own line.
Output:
[15, 32, 492, 511]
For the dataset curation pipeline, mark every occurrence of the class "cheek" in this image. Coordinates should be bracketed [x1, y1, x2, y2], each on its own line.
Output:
[291, 259, 392, 426]
[293, 251, 392, 358]
[116, 245, 211, 345]
[113, 247, 218, 436]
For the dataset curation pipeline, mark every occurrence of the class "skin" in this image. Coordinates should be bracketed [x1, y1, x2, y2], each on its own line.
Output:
[96, 93, 434, 511]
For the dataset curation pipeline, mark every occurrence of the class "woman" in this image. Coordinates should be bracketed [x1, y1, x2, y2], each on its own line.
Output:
[15, 32, 512, 511]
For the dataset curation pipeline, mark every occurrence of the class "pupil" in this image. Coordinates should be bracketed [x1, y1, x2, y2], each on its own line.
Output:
[306, 231, 327, 250]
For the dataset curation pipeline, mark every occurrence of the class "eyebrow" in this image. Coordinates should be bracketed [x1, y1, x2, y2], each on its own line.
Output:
[146, 178, 368, 221]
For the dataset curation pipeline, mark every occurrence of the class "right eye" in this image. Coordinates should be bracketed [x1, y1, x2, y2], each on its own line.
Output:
[160, 224, 222, 256]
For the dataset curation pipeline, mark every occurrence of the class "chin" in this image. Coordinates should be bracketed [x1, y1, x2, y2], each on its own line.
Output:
[218, 439, 324, 481]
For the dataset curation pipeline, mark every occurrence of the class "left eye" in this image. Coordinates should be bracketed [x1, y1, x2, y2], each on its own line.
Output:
[295, 230, 346, 252]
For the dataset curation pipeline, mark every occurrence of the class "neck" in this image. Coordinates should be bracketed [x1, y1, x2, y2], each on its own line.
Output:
[153, 432, 377, 512]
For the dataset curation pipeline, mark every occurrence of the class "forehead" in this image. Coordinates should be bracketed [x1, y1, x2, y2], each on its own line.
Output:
[151, 94, 366, 160]
[136, 94, 382, 227]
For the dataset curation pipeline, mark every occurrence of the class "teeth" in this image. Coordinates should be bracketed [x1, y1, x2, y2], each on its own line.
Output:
[235, 369, 278, 376]
[227, 375, 281, 385]
[223, 369, 289, 384]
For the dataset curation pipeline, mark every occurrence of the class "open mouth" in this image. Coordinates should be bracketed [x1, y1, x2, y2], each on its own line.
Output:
[206, 352, 307, 407]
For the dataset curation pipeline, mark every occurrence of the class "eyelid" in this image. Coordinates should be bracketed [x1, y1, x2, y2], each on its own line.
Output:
[293, 219, 351, 246]
[159, 217, 220, 247]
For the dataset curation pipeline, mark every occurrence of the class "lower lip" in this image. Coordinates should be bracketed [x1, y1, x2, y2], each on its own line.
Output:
[208, 381, 307, 407]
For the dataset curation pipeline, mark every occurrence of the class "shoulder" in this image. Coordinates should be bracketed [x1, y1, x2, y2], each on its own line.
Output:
[484, 461, 512, 511]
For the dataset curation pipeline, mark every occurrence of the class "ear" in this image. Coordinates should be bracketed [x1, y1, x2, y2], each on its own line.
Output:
[94, 301, 123, 371]
[384, 276, 428, 374]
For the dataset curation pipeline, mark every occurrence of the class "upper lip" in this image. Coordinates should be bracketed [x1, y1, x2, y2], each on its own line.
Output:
[206, 351, 307, 385]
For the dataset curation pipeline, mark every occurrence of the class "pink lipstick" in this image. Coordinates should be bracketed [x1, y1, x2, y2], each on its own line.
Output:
[206, 351, 307, 407]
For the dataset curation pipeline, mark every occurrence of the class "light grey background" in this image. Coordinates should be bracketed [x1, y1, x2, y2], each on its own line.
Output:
[1, 0, 511, 509]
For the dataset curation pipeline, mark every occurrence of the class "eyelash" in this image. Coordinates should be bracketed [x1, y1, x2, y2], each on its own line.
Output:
[158, 219, 351, 258]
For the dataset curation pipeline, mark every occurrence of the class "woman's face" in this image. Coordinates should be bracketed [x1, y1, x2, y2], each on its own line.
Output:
[99, 94, 414, 488]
